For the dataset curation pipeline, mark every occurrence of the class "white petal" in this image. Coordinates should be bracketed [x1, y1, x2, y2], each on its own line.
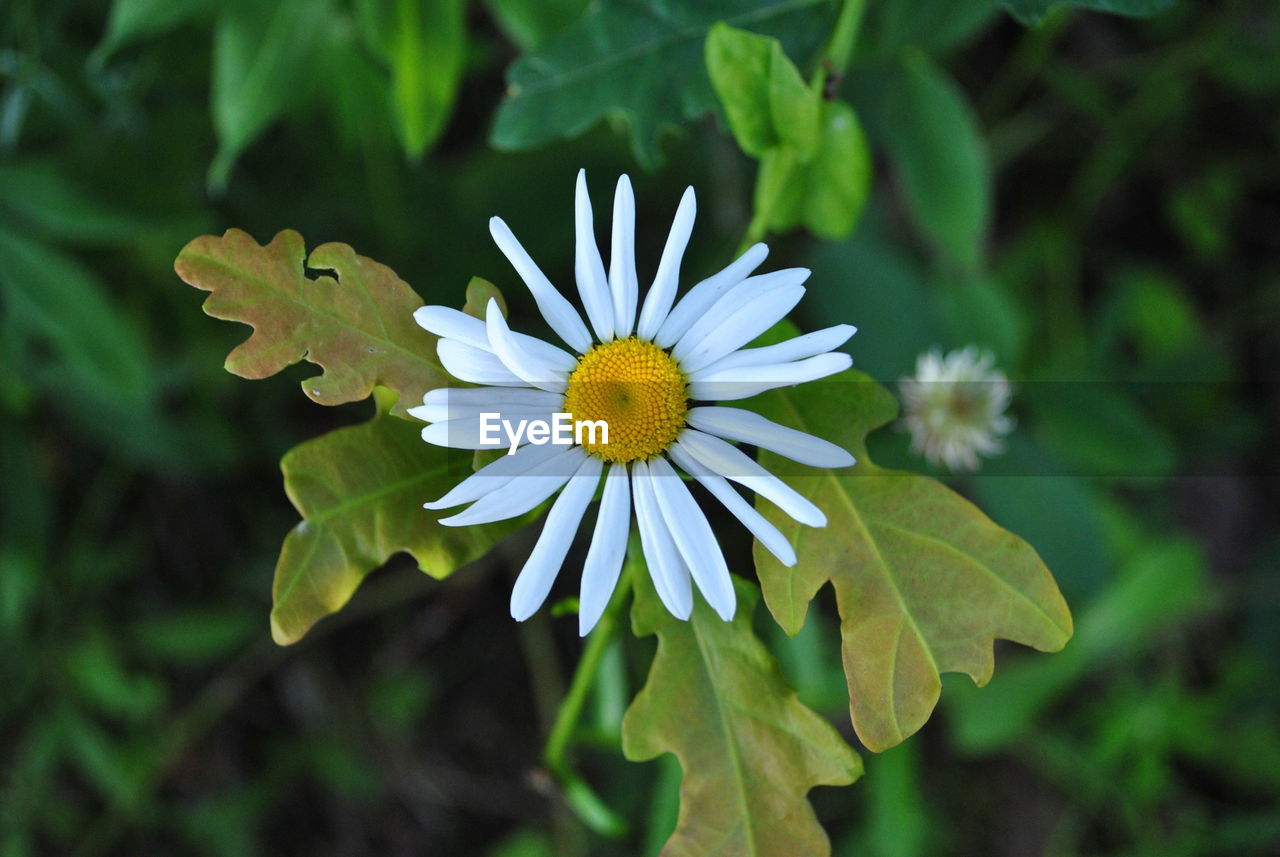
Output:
[415, 305, 577, 372]
[647, 457, 735, 620]
[424, 441, 564, 509]
[486, 300, 568, 393]
[636, 185, 696, 340]
[414, 305, 488, 348]
[489, 216, 593, 353]
[579, 463, 631, 635]
[675, 286, 805, 374]
[405, 403, 436, 423]
[688, 353, 853, 401]
[510, 455, 604, 621]
[410, 387, 562, 423]
[687, 407, 854, 468]
[695, 324, 856, 376]
[670, 267, 808, 362]
[520, 337, 576, 372]
[631, 462, 692, 620]
[437, 339, 526, 386]
[421, 386, 561, 409]
[673, 430, 826, 527]
[654, 243, 769, 348]
[609, 175, 639, 337]
[668, 447, 796, 566]
[410, 402, 551, 430]
[575, 170, 615, 342]
[420, 410, 555, 450]
[439, 446, 586, 526]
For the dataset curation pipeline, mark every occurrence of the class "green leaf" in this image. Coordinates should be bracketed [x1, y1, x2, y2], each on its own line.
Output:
[483, 0, 591, 50]
[803, 206, 942, 379]
[1113, 268, 1200, 361]
[271, 410, 525, 644]
[752, 101, 871, 240]
[487, 831, 557, 857]
[491, 0, 834, 167]
[0, 229, 212, 467]
[799, 101, 872, 239]
[0, 161, 155, 244]
[209, 0, 332, 190]
[859, 741, 930, 857]
[92, 0, 215, 63]
[463, 276, 508, 320]
[875, 51, 990, 267]
[1025, 381, 1176, 476]
[705, 23, 820, 159]
[935, 272, 1028, 367]
[706, 23, 780, 156]
[702, 14, 871, 242]
[751, 369, 1073, 751]
[66, 634, 166, 722]
[131, 608, 258, 665]
[0, 551, 40, 636]
[769, 56, 822, 158]
[946, 538, 1208, 752]
[174, 229, 447, 416]
[973, 435, 1111, 605]
[999, 0, 1174, 26]
[622, 574, 861, 857]
[0, 228, 153, 404]
[0, 235, 214, 467]
[868, 0, 995, 55]
[59, 708, 155, 807]
[317, 13, 399, 152]
[754, 145, 808, 231]
[386, 0, 466, 159]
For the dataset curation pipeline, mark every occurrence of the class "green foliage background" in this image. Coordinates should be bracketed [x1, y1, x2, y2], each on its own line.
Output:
[2, 0, 1278, 855]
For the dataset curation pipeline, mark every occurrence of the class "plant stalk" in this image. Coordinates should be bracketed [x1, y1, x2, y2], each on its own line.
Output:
[542, 572, 633, 838]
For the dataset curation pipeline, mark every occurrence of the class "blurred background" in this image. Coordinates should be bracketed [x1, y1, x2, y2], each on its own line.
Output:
[1, 0, 1278, 855]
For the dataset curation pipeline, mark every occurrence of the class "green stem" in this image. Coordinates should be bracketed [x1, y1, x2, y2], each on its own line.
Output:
[544, 600, 622, 769]
[818, 0, 866, 84]
[543, 572, 633, 838]
[741, 0, 866, 255]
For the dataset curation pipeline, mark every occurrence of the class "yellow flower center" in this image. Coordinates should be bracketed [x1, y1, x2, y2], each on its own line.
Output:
[562, 338, 688, 463]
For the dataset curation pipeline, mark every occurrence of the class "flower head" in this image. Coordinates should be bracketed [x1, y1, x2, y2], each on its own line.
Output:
[899, 346, 1013, 472]
[411, 171, 856, 634]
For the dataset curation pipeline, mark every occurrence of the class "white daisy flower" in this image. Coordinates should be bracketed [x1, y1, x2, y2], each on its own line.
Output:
[410, 171, 856, 635]
[899, 346, 1014, 473]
